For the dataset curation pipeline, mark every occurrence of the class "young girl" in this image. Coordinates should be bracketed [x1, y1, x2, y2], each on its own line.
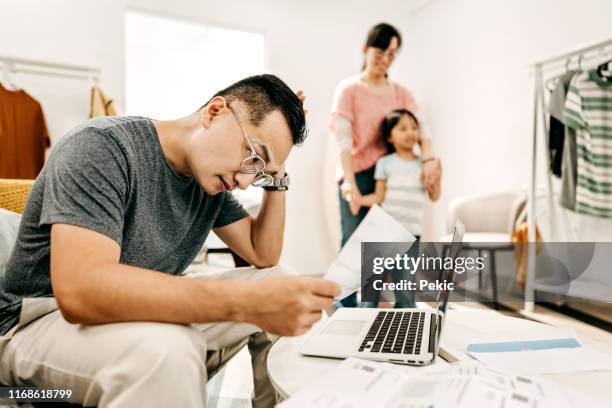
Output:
[358, 109, 441, 307]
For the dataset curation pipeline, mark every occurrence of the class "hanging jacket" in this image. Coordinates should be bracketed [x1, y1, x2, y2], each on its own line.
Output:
[0, 84, 50, 178]
[89, 84, 117, 118]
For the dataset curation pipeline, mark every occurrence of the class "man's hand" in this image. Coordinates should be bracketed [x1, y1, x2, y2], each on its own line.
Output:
[296, 90, 308, 115]
[242, 276, 340, 336]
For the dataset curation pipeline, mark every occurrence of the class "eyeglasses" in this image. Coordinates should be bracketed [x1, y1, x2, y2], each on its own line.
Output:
[227, 106, 275, 188]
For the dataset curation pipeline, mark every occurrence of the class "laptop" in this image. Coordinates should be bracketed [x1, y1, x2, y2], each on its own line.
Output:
[300, 219, 464, 366]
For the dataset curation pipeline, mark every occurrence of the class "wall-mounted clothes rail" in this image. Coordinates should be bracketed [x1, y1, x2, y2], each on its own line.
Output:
[0, 55, 101, 82]
[525, 38, 612, 312]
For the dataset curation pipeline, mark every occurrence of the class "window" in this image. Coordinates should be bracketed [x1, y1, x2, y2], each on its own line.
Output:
[125, 11, 265, 206]
[125, 11, 265, 119]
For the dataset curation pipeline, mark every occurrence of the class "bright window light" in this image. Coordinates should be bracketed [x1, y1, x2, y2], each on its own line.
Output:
[125, 11, 265, 206]
[125, 11, 265, 119]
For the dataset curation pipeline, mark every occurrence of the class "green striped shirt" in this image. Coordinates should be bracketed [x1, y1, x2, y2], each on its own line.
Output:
[563, 70, 612, 218]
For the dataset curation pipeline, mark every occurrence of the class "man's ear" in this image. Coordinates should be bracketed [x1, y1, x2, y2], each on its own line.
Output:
[201, 96, 228, 129]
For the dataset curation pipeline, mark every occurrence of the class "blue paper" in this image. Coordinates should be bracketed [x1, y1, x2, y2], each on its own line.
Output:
[467, 338, 581, 353]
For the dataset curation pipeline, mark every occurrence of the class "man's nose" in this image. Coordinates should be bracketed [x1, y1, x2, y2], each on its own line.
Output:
[234, 172, 255, 190]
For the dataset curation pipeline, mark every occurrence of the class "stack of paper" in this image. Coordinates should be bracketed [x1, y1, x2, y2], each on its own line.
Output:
[278, 357, 580, 408]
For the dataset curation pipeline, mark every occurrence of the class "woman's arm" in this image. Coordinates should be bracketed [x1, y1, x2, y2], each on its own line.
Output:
[335, 117, 362, 215]
[359, 180, 387, 207]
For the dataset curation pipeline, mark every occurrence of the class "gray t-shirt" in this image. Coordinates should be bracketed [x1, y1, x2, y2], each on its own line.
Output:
[0, 116, 248, 335]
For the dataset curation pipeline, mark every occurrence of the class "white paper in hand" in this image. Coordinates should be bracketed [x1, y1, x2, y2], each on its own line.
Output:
[324, 205, 415, 300]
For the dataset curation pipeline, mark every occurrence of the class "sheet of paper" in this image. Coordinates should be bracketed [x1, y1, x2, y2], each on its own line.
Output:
[324, 205, 415, 300]
[277, 357, 441, 408]
[278, 358, 580, 408]
[468, 345, 612, 375]
[466, 335, 612, 375]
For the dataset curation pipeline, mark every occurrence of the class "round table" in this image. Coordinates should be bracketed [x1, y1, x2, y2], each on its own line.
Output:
[267, 308, 611, 405]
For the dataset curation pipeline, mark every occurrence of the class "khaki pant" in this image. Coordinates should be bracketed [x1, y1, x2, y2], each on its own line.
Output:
[0, 265, 290, 407]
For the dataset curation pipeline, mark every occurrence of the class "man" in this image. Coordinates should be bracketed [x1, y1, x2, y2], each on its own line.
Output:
[0, 74, 340, 407]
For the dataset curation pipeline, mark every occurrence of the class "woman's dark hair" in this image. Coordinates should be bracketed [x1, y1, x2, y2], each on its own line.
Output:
[366, 23, 402, 50]
[381, 109, 419, 153]
[361, 23, 402, 71]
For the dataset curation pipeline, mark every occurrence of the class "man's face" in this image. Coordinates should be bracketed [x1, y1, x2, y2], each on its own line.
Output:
[190, 98, 294, 195]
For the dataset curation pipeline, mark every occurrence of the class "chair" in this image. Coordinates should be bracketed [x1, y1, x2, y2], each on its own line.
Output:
[0, 178, 35, 214]
[441, 191, 520, 309]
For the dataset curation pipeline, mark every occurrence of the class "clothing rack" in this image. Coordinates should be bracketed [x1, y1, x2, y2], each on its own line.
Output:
[525, 38, 612, 312]
[0, 55, 101, 82]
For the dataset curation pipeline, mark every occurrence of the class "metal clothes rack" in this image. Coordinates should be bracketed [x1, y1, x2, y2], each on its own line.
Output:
[0, 55, 101, 83]
[525, 38, 612, 312]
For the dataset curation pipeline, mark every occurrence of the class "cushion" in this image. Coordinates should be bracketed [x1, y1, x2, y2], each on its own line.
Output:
[0, 208, 21, 270]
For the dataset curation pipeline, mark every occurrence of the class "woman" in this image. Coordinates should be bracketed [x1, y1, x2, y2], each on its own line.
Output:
[330, 23, 439, 307]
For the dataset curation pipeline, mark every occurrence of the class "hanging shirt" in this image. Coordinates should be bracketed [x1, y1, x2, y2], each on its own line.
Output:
[559, 127, 578, 210]
[0, 84, 50, 179]
[547, 71, 577, 177]
[374, 153, 425, 234]
[548, 71, 579, 210]
[564, 70, 612, 218]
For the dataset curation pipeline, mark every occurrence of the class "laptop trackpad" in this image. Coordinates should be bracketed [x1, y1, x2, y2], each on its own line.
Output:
[322, 320, 366, 336]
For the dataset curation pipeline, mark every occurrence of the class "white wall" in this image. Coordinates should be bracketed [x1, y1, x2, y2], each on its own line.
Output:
[398, 0, 612, 239]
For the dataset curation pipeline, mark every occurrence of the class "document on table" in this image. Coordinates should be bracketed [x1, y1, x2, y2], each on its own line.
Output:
[324, 205, 415, 300]
[277, 357, 444, 408]
[467, 337, 612, 375]
[278, 357, 577, 408]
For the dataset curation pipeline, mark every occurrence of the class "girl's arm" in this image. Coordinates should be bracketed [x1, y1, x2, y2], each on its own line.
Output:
[425, 159, 442, 202]
[359, 180, 387, 207]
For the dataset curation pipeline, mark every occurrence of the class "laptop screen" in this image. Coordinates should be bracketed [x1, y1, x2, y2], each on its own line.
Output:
[433, 219, 465, 355]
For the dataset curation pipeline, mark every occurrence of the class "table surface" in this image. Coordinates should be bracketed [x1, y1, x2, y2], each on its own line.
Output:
[267, 308, 612, 404]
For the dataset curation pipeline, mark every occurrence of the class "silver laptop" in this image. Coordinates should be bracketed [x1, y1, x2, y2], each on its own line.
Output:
[300, 220, 464, 366]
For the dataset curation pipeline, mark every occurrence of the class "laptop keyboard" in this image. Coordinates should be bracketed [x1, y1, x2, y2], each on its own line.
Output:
[358, 311, 425, 355]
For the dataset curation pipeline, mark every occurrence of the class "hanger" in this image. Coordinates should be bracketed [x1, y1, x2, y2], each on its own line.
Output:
[596, 47, 612, 81]
[545, 77, 558, 92]
[1, 62, 20, 91]
[545, 57, 577, 92]
[87, 69, 101, 89]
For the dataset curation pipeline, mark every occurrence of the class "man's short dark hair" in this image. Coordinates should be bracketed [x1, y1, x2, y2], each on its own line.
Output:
[201, 74, 307, 145]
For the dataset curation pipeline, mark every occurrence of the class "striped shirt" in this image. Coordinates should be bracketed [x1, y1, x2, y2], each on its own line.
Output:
[563, 70, 612, 218]
[375, 154, 425, 234]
